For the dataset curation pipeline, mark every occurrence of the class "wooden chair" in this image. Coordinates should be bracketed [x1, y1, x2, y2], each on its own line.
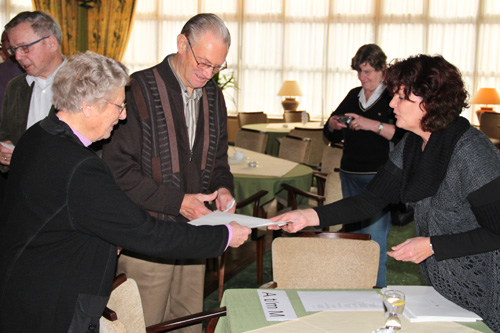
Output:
[265, 233, 379, 289]
[283, 110, 309, 123]
[100, 274, 226, 333]
[216, 190, 268, 301]
[277, 135, 311, 164]
[237, 111, 268, 128]
[289, 127, 329, 166]
[234, 128, 268, 153]
[479, 111, 500, 148]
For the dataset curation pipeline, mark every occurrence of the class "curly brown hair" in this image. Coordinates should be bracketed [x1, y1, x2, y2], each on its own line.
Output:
[384, 54, 469, 132]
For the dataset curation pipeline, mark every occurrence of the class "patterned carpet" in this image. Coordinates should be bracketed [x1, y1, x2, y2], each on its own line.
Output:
[204, 221, 427, 310]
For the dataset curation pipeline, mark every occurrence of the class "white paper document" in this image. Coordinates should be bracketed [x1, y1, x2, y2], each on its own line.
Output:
[297, 291, 383, 312]
[257, 289, 297, 321]
[188, 211, 288, 229]
[386, 286, 482, 323]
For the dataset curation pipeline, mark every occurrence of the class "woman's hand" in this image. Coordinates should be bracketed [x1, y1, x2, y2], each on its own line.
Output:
[387, 237, 433, 264]
[327, 115, 349, 131]
[268, 208, 320, 233]
[345, 113, 377, 132]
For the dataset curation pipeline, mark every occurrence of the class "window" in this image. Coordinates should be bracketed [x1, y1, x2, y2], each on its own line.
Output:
[123, 0, 500, 124]
[3, 0, 499, 124]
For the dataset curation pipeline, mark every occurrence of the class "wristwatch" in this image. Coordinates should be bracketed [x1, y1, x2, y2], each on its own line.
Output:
[377, 122, 384, 135]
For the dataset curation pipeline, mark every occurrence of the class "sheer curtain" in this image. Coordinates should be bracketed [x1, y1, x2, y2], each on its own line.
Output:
[3, 0, 500, 124]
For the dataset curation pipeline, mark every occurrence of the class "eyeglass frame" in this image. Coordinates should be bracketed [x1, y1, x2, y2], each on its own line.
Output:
[104, 99, 127, 114]
[186, 37, 227, 74]
[7, 36, 50, 56]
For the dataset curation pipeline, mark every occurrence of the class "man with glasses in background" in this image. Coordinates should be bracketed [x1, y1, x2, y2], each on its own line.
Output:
[0, 11, 65, 169]
[102, 13, 235, 332]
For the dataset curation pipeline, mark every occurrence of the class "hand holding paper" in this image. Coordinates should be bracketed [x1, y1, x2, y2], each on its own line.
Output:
[0, 141, 15, 166]
[269, 208, 320, 232]
[228, 221, 251, 248]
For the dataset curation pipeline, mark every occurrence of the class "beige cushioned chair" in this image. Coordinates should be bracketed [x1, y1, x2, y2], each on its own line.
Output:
[234, 128, 268, 153]
[100, 274, 226, 333]
[269, 236, 379, 289]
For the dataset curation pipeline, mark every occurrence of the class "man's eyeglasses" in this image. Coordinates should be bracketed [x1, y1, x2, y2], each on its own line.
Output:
[187, 38, 227, 74]
[7, 36, 50, 56]
[104, 100, 127, 114]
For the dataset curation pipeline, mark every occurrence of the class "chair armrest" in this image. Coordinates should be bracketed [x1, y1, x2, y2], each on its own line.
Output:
[145, 307, 227, 333]
[281, 183, 325, 210]
[102, 306, 118, 321]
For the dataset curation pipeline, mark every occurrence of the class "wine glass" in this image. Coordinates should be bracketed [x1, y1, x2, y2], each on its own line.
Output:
[383, 290, 405, 330]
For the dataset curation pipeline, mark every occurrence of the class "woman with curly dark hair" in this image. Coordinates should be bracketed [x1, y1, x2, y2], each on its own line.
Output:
[270, 54, 500, 331]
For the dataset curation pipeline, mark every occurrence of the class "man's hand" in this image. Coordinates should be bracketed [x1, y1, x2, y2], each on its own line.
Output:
[268, 208, 320, 233]
[0, 141, 14, 166]
[216, 188, 236, 213]
[228, 221, 251, 248]
[180, 191, 218, 220]
[387, 237, 432, 264]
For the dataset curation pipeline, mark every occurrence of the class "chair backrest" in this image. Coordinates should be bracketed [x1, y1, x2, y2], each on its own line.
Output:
[320, 144, 343, 173]
[100, 275, 147, 333]
[289, 127, 329, 166]
[479, 111, 500, 141]
[278, 135, 311, 163]
[324, 171, 342, 204]
[237, 111, 268, 127]
[271, 236, 379, 289]
[283, 110, 309, 123]
[234, 128, 268, 153]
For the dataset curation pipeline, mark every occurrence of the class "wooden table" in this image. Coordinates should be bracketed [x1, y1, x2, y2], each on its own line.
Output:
[242, 122, 324, 156]
[229, 147, 312, 216]
[214, 289, 493, 332]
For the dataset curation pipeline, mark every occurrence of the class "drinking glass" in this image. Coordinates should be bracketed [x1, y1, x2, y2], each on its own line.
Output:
[383, 290, 405, 330]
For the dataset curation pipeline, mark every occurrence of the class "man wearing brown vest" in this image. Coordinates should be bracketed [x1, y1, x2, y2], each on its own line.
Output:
[102, 13, 235, 332]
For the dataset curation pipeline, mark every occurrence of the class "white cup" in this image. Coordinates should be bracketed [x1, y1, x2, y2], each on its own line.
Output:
[234, 151, 245, 160]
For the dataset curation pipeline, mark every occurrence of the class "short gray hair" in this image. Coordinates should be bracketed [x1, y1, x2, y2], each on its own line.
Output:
[5, 11, 62, 46]
[181, 13, 231, 48]
[53, 51, 129, 113]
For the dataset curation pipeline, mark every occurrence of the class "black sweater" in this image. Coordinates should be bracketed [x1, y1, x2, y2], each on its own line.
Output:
[323, 87, 405, 173]
[0, 113, 228, 332]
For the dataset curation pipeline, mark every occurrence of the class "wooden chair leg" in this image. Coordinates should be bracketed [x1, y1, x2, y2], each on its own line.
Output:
[218, 252, 226, 302]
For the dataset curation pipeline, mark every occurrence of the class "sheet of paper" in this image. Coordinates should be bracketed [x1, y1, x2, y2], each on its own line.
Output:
[257, 289, 297, 321]
[297, 291, 383, 312]
[246, 310, 482, 333]
[386, 286, 482, 323]
[188, 211, 288, 229]
[0, 142, 15, 150]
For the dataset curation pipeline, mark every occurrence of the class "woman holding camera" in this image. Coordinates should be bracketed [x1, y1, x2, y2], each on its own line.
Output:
[323, 44, 405, 287]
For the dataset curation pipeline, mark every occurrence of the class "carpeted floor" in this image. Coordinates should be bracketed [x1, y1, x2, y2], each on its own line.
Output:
[204, 221, 427, 310]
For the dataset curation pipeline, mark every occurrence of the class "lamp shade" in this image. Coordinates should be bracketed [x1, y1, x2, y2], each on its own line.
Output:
[277, 80, 303, 97]
[470, 88, 500, 105]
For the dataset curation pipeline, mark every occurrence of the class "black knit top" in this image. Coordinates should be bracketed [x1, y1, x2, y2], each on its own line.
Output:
[323, 86, 404, 173]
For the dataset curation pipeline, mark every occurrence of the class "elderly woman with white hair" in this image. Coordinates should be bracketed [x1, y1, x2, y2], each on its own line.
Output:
[0, 51, 250, 333]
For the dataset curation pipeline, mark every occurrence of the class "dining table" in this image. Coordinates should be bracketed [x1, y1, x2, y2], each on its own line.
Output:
[214, 288, 493, 332]
[242, 122, 324, 156]
[228, 147, 313, 216]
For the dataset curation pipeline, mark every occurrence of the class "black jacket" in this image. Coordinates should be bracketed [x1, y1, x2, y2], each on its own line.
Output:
[0, 113, 228, 332]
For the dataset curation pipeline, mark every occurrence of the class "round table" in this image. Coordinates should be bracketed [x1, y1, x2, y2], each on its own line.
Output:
[242, 122, 323, 156]
[229, 147, 313, 216]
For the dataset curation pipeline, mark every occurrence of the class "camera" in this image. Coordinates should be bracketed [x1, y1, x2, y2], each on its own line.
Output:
[337, 115, 353, 125]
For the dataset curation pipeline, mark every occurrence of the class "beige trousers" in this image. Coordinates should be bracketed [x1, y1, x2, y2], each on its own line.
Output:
[116, 253, 206, 333]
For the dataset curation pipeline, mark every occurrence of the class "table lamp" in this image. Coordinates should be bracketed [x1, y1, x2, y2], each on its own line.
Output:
[470, 87, 500, 116]
[277, 80, 303, 112]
